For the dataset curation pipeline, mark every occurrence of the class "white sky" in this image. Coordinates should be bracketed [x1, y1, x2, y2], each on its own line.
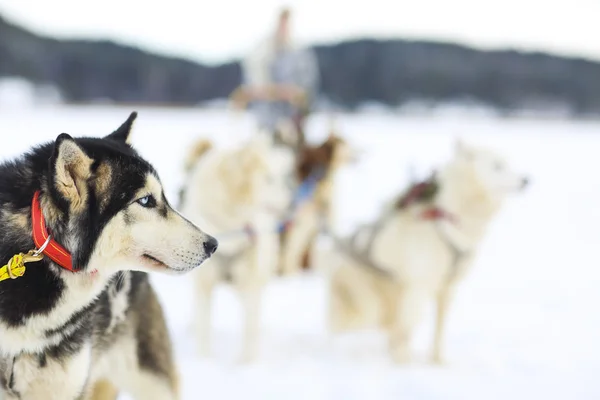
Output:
[1, 0, 599, 64]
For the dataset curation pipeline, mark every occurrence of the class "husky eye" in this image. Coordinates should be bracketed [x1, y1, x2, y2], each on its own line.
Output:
[136, 194, 156, 208]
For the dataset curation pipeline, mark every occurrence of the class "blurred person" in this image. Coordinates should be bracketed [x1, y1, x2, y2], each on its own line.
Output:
[231, 7, 319, 149]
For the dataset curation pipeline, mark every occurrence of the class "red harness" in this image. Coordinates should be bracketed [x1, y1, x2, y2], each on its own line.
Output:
[420, 207, 457, 224]
[242, 224, 257, 242]
[31, 191, 74, 271]
[398, 177, 457, 224]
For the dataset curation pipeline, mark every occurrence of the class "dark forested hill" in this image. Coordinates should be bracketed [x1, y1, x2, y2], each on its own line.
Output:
[2, 14, 599, 114]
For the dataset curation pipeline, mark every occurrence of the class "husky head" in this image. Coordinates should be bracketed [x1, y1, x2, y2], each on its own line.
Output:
[452, 139, 529, 199]
[41, 112, 218, 276]
[229, 134, 293, 215]
[325, 131, 358, 167]
[296, 131, 357, 182]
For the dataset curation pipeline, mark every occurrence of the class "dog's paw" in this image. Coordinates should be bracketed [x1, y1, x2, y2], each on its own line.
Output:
[430, 353, 449, 367]
[279, 262, 299, 275]
[237, 351, 258, 365]
[390, 347, 412, 365]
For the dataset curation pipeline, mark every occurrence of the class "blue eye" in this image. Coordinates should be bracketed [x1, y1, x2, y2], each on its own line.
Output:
[136, 194, 156, 208]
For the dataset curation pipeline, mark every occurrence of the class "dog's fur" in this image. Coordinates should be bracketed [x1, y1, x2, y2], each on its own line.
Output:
[0, 113, 217, 400]
[278, 131, 355, 275]
[320, 140, 528, 364]
[179, 133, 293, 362]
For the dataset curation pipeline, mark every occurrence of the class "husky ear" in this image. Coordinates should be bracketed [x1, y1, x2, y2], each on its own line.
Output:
[106, 111, 137, 144]
[49, 134, 93, 209]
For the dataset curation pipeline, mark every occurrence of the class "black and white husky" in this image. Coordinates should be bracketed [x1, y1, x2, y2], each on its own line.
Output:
[0, 112, 217, 400]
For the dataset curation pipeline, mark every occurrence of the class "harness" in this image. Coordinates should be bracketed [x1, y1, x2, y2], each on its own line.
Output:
[211, 249, 247, 282]
[328, 174, 469, 283]
[400, 172, 469, 281]
[209, 224, 256, 281]
[208, 166, 326, 279]
[425, 208, 469, 283]
[328, 214, 394, 278]
[290, 166, 326, 210]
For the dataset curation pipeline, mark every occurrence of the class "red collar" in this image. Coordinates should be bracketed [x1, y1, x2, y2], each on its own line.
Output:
[31, 191, 74, 271]
[421, 207, 457, 224]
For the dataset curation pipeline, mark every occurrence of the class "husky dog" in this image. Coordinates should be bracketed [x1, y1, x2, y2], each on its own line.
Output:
[179, 134, 293, 362]
[278, 131, 356, 275]
[321, 140, 528, 364]
[0, 113, 217, 400]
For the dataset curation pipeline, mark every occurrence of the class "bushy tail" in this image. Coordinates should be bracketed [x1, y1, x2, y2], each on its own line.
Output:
[184, 139, 213, 173]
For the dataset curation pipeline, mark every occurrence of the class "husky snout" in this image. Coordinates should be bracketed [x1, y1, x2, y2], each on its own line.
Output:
[130, 206, 218, 274]
[172, 220, 218, 272]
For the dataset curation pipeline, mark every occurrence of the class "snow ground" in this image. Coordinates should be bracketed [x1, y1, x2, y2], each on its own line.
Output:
[1, 106, 599, 399]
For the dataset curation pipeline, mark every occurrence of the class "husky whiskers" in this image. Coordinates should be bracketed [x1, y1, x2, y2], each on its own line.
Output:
[321, 140, 528, 364]
[0, 113, 217, 400]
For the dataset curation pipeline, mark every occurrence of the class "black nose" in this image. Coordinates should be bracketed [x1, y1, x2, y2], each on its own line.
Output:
[203, 236, 218, 256]
[521, 177, 530, 189]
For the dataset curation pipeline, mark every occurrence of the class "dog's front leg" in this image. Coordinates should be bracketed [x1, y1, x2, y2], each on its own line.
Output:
[194, 291, 213, 358]
[238, 285, 263, 364]
[389, 289, 427, 364]
[431, 284, 456, 365]
[7, 342, 92, 400]
[193, 268, 218, 358]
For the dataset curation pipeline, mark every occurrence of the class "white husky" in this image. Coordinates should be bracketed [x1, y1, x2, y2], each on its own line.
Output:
[179, 133, 294, 362]
[320, 139, 528, 364]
